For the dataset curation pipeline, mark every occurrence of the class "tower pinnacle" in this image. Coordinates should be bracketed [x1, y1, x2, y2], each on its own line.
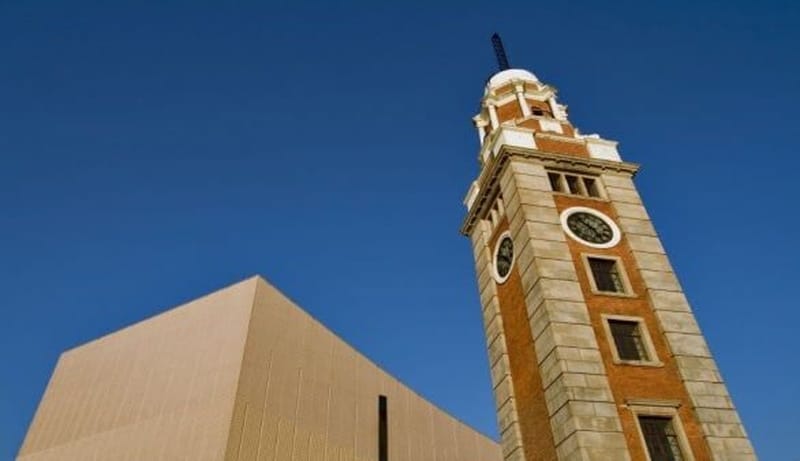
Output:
[491, 33, 511, 71]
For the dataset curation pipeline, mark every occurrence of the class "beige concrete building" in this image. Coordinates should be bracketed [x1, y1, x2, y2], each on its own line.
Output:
[17, 277, 501, 461]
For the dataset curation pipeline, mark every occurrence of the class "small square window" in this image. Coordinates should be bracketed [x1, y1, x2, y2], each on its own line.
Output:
[530, 104, 551, 117]
[639, 416, 686, 461]
[629, 404, 694, 461]
[601, 315, 660, 367]
[608, 319, 649, 361]
[587, 257, 626, 293]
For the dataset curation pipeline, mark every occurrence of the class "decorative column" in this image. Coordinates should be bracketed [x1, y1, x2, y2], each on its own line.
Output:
[474, 116, 490, 145]
[515, 84, 531, 117]
[487, 102, 500, 129]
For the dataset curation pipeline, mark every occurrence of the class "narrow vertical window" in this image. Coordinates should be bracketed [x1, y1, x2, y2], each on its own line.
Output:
[378, 395, 388, 461]
[545, 170, 604, 198]
[587, 257, 626, 293]
[548, 172, 563, 192]
[639, 416, 686, 461]
[566, 175, 582, 195]
[583, 177, 600, 197]
[608, 320, 649, 361]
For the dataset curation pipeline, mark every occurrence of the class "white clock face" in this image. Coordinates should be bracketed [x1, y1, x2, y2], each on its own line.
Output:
[560, 207, 621, 249]
[493, 231, 515, 284]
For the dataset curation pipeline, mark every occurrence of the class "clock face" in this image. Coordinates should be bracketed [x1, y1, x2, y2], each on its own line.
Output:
[566, 212, 614, 245]
[494, 236, 514, 281]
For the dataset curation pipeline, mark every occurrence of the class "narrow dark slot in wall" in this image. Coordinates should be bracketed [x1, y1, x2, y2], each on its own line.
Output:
[379, 395, 388, 461]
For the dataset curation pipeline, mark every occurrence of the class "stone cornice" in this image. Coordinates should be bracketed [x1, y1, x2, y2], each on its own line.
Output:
[460, 148, 639, 235]
[484, 88, 556, 107]
[535, 132, 584, 144]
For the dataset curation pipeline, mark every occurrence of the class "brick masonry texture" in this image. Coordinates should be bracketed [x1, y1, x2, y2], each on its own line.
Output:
[471, 65, 756, 460]
[493, 159, 633, 461]
[554, 192, 713, 461]
[468, 153, 757, 461]
[601, 173, 756, 461]
[489, 219, 559, 461]
[471, 221, 528, 461]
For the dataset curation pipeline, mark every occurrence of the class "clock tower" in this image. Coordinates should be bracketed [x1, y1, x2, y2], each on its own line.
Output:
[462, 36, 756, 461]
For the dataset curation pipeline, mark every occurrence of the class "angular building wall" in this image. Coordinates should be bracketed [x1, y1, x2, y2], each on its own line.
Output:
[17, 277, 257, 460]
[225, 277, 501, 461]
[17, 277, 501, 461]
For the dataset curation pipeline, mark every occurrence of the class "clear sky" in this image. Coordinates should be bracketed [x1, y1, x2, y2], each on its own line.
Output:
[1, 1, 797, 459]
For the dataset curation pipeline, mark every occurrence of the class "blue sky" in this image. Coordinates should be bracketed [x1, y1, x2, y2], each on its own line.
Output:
[1, 1, 797, 459]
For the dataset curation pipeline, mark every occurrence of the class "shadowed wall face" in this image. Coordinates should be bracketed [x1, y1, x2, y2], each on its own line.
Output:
[18, 277, 502, 461]
[223, 277, 501, 461]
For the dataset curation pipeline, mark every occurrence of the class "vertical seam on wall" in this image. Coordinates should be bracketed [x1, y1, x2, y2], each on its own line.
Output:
[254, 350, 274, 459]
[289, 368, 304, 460]
[272, 419, 283, 459]
[223, 277, 262, 460]
[234, 403, 249, 460]
[322, 343, 334, 461]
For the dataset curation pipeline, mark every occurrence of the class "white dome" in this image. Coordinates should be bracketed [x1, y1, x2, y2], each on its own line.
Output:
[484, 69, 539, 95]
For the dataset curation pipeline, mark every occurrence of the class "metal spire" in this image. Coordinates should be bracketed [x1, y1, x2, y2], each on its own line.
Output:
[491, 33, 511, 71]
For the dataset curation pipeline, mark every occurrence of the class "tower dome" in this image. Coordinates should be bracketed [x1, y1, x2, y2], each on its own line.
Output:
[484, 68, 539, 95]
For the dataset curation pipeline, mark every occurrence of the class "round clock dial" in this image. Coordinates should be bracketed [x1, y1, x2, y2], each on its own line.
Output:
[566, 212, 614, 244]
[494, 235, 514, 282]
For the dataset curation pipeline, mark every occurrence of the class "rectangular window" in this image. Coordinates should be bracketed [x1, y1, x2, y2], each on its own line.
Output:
[583, 177, 600, 197]
[609, 319, 649, 361]
[602, 315, 660, 366]
[378, 395, 388, 461]
[639, 416, 686, 461]
[545, 170, 604, 199]
[548, 172, 564, 192]
[530, 103, 552, 117]
[588, 257, 626, 293]
[566, 174, 582, 195]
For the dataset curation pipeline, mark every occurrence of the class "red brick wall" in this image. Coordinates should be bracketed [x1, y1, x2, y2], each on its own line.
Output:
[535, 137, 589, 157]
[496, 101, 523, 124]
[489, 219, 558, 461]
[553, 195, 711, 461]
